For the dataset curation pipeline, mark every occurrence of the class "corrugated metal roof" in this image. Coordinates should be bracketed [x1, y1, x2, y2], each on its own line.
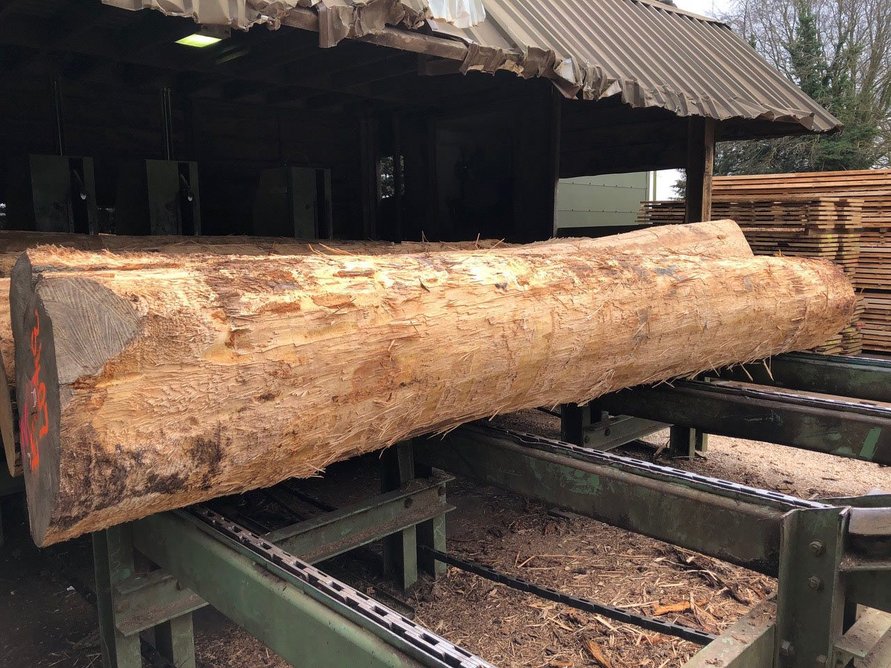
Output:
[105, 0, 841, 134]
[431, 0, 840, 132]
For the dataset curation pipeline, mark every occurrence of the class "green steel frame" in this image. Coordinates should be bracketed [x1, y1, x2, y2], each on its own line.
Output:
[597, 380, 891, 465]
[560, 403, 665, 451]
[414, 424, 891, 668]
[81, 351, 891, 667]
[93, 446, 452, 668]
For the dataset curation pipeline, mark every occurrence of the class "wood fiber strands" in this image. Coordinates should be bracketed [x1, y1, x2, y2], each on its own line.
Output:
[0, 220, 749, 478]
[12, 229, 853, 546]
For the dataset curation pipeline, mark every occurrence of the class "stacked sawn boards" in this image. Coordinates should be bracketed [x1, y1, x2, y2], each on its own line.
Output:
[638, 169, 891, 354]
[713, 170, 891, 354]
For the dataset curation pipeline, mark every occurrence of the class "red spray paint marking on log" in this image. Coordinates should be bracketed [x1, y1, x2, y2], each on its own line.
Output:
[19, 308, 47, 472]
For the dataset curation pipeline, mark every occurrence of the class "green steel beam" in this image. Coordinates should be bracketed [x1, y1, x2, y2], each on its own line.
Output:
[683, 602, 775, 668]
[846, 571, 891, 613]
[154, 615, 196, 668]
[560, 404, 664, 450]
[414, 459, 448, 578]
[264, 472, 453, 565]
[132, 512, 420, 668]
[381, 442, 421, 590]
[415, 425, 791, 574]
[589, 415, 665, 451]
[113, 568, 205, 636]
[835, 608, 891, 665]
[705, 352, 891, 403]
[597, 381, 891, 465]
[560, 402, 668, 452]
[106, 470, 452, 656]
[669, 425, 708, 458]
[417, 426, 891, 667]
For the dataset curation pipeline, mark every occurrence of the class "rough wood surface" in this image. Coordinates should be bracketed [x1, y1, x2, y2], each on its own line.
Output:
[639, 199, 865, 355]
[641, 169, 891, 353]
[0, 232, 514, 277]
[12, 222, 853, 546]
[0, 221, 750, 479]
[0, 235, 501, 476]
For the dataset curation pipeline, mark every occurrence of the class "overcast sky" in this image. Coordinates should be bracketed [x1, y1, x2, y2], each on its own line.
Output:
[654, 0, 731, 198]
[675, 0, 728, 18]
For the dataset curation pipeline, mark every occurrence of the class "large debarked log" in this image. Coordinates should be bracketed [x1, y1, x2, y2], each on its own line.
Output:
[0, 220, 749, 477]
[16, 224, 853, 547]
[0, 236, 506, 475]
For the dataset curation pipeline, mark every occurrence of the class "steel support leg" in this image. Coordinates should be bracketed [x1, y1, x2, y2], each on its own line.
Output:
[94, 526, 142, 668]
[95, 524, 200, 668]
[380, 441, 418, 589]
[775, 507, 848, 667]
[669, 425, 708, 458]
[155, 614, 196, 668]
[416, 498, 447, 578]
[133, 512, 428, 668]
[684, 601, 775, 667]
[413, 453, 448, 579]
[560, 403, 584, 445]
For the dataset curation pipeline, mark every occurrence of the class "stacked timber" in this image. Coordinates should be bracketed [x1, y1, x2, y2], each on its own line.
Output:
[862, 293, 891, 351]
[637, 197, 862, 277]
[637, 196, 865, 354]
[0, 222, 750, 477]
[8, 220, 855, 546]
[713, 170, 891, 354]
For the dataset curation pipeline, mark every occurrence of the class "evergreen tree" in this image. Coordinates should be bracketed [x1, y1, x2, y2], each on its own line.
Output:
[714, 0, 888, 175]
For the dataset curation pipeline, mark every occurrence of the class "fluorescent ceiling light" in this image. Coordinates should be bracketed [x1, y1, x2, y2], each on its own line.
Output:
[175, 25, 229, 48]
[176, 33, 223, 47]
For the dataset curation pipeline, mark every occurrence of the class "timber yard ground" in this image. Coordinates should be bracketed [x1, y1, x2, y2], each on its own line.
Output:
[2, 409, 889, 668]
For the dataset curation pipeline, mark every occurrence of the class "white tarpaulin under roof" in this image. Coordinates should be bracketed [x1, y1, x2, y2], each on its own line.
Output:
[104, 0, 486, 29]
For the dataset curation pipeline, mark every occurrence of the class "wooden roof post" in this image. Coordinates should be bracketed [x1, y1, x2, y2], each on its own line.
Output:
[685, 117, 716, 223]
[359, 114, 378, 239]
[548, 89, 563, 237]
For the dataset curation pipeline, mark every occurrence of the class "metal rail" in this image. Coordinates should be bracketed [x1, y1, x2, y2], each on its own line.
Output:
[705, 352, 891, 403]
[415, 424, 891, 667]
[498, 427, 830, 512]
[597, 378, 891, 465]
[185, 506, 493, 668]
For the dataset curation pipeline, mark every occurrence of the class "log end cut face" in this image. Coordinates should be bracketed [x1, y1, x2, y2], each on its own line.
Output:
[16, 275, 138, 546]
[17, 294, 62, 545]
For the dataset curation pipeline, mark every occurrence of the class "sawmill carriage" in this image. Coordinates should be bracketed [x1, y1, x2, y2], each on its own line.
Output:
[0, 0, 889, 666]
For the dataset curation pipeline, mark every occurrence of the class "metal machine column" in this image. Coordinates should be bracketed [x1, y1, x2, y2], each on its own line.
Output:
[93, 526, 145, 668]
[380, 441, 419, 589]
[93, 524, 201, 668]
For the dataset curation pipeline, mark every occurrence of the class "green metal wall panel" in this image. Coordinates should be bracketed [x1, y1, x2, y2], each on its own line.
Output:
[556, 173, 650, 230]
